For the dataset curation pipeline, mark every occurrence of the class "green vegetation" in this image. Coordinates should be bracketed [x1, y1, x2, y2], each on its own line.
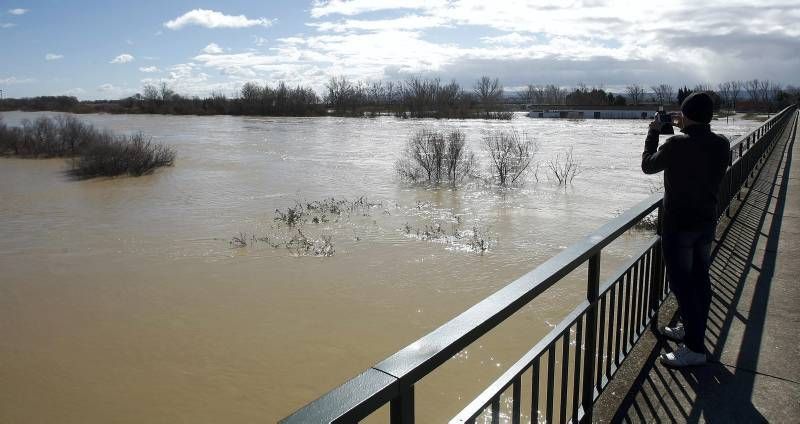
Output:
[0, 115, 175, 178]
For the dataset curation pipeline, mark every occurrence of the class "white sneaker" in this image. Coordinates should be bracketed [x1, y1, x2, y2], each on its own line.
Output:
[660, 344, 707, 368]
[661, 322, 685, 342]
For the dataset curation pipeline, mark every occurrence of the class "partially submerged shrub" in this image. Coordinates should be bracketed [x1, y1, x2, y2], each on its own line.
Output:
[69, 132, 176, 178]
[546, 146, 582, 185]
[286, 229, 335, 257]
[402, 220, 494, 254]
[229, 230, 335, 257]
[396, 128, 476, 185]
[473, 111, 514, 120]
[0, 115, 175, 178]
[482, 129, 538, 186]
[274, 196, 383, 227]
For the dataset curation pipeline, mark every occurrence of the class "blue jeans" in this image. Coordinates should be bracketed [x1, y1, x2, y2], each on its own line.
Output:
[662, 225, 715, 353]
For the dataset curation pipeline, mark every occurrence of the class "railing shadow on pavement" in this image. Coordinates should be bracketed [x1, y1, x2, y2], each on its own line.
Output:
[608, 110, 797, 423]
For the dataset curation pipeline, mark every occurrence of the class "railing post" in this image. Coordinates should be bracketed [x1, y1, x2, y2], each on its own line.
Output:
[649, 204, 664, 330]
[580, 252, 601, 424]
[737, 143, 744, 200]
[390, 386, 414, 424]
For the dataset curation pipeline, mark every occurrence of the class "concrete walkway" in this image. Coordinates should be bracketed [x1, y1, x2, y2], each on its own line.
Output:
[595, 111, 800, 423]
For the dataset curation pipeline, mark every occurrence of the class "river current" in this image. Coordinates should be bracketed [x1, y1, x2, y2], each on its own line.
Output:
[0, 111, 758, 422]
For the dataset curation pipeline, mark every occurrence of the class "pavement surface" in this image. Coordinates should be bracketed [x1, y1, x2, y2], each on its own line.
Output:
[594, 111, 800, 423]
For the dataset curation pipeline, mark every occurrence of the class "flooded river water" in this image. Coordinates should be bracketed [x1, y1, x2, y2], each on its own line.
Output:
[0, 111, 758, 423]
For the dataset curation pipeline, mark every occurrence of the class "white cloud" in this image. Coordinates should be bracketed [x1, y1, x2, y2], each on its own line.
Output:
[308, 14, 448, 32]
[8, 8, 28, 15]
[64, 87, 86, 96]
[481, 33, 537, 45]
[110, 54, 134, 64]
[299, 0, 800, 86]
[140, 63, 237, 96]
[79, 0, 797, 97]
[45, 53, 64, 61]
[164, 9, 274, 30]
[0, 76, 35, 84]
[310, 0, 435, 18]
[96, 83, 136, 98]
[0, 23, 15, 28]
[139, 66, 160, 73]
[202, 43, 224, 54]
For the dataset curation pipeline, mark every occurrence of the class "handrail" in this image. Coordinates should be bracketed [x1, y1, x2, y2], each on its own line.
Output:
[281, 104, 797, 424]
[451, 236, 660, 423]
[281, 193, 661, 423]
[730, 108, 790, 152]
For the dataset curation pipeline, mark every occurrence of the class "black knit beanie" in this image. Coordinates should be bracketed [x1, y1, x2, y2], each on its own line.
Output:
[681, 92, 713, 124]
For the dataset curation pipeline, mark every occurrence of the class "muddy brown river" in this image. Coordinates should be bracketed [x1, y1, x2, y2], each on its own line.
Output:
[0, 111, 758, 423]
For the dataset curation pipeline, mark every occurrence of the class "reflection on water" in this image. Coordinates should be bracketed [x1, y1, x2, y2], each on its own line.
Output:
[0, 112, 758, 423]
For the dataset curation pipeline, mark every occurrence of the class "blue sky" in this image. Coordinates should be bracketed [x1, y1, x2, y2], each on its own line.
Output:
[2, 1, 799, 99]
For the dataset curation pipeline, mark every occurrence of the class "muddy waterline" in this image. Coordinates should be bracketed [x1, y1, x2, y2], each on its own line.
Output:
[0, 112, 758, 423]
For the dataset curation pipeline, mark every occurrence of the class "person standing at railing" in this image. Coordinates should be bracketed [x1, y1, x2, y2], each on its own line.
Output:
[641, 92, 730, 367]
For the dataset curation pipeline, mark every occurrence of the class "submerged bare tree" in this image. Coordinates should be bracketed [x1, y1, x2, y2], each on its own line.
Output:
[758, 80, 780, 113]
[444, 130, 476, 183]
[651, 84, 674, 105]
[482, 129, 538, 186]
[396, 128, 475, 185]
[474, 76, 504, 105]
[730, 80, 742, 110]
[517, 84, 543, 105]
[717, 81, 732, 110]
[745, 79, 760, 107]
[546, 146, 582, 185]
[543, 84, 567, 105]
[626, 84, 645, 106]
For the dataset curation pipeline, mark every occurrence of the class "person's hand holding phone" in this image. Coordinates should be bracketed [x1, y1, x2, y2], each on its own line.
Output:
[671, 112, 684, 130]
[650, 115, 662, 131]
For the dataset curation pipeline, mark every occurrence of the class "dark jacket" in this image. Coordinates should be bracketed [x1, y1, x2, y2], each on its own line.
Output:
[642, 124, 730, 233]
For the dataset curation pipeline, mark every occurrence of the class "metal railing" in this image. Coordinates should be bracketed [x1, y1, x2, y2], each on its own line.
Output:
[281, 105, 797, 424]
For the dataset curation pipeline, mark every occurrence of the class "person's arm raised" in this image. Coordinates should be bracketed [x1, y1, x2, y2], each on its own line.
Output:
[641, 120, 671, 174]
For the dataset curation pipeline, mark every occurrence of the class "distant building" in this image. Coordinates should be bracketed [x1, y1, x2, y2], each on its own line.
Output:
[527, 109, 658, 119]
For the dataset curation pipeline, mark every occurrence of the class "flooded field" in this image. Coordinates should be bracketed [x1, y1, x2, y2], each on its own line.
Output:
[0, 111, 758, 423]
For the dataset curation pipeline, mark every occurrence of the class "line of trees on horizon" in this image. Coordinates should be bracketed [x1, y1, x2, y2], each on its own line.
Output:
[624, 79, 796, 113]
[1, 76, 798, 118]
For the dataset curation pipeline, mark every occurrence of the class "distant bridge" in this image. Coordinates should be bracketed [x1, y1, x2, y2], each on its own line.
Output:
[281, 105, 799, 424]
